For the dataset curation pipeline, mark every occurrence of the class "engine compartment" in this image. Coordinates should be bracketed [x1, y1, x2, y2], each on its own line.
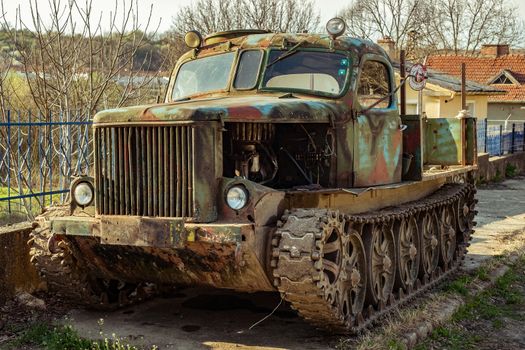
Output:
[223, 122, 334, 189]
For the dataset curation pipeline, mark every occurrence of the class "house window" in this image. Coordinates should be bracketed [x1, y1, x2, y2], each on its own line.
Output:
[492, 74, 513, 84]
[358, 61, 391, 109]
[466, 101, 476, 118]
[406, 103, 418, 114]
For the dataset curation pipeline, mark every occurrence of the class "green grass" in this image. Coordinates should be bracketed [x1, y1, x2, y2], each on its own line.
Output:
[4, 323, 92, 350]
[386, 339, 406, 350]
[475, 266, 490, 282]
[476, 176, 487, 186]
[443, 275, 473, 296]
[417, 255, 525, 350]
[452, 257, 524, 324]
[493, 169, 503, 182]
[413, 326, 481, 350]
[505, 163, 518, 178]
[0, 186, 65, 224]
[1, 322, 157, 350]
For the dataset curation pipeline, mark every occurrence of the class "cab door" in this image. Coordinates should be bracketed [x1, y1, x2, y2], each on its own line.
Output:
[353, 56, 402, 187]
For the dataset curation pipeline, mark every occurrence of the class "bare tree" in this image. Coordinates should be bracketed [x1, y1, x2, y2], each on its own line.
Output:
[171, 0, 320, 35]
[421, 0, 524, 54]
[0, 0, 163, 118]
[340, 0, 426, 51]
[340, 0, 524, 56]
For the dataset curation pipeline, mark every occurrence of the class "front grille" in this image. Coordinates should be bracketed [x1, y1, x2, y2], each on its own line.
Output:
[94, 125, 195, 217]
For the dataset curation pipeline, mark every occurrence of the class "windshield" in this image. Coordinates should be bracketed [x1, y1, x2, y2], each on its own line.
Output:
[172, 52, 235, 100]
[262, 51, 350, 96]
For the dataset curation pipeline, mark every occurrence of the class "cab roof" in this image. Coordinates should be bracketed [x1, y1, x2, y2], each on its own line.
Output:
[179, 32, 389, 62]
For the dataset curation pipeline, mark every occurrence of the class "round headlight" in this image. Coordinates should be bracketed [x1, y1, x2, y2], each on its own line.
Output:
[73, 182, 94, 206]
[326, 17, 346, 38]
[226, 186, 248, 210]
[184, 30, 203, 48]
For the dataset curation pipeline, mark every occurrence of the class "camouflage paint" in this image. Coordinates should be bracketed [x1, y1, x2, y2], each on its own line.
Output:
[353, 112, 403, 186]
[52, 217, 99, 237]
[51, 216, 249, 246]
[93, 96, 349, 124]
[352, 53, 402, 187]
[52, 30, 477, 292]
[424, 118, 463, 165]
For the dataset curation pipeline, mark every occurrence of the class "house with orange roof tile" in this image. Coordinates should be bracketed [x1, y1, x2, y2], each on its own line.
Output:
[377, 38, 503, 120]
[427, 44, 525, 121]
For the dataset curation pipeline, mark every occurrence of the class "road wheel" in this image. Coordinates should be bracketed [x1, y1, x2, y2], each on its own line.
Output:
[364, 222, 395, 307]
[340, 224, 367, 319]
[419, 211, 439, 277]
[439, 205, 456, 268]
[394, 216, 420, 291]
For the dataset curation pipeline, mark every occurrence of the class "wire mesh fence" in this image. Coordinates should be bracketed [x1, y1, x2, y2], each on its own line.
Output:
[477, 119, 525, 156]
[476, 119, 486, 154]
[0, 111, 92, 221]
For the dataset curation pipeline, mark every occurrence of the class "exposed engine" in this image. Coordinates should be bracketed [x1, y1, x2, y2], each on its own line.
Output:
[223, 122, 334, 188]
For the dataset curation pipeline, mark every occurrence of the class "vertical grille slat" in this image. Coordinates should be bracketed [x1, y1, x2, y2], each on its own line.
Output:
[190, 126, 195, 216]
[101, 128, 108, 214]
[107, 129, 114, 215]
[158, 127, 164, 217]
[185, 127, 193, 215]
[117, 128, 124, 215]
[134, 127, 141, 215]
[163, 127, 169, 216]
[169, 127, 175, 217]
[124, 127, 131, 214]
[146, 127, 153, 216]
[140, 127, 146, 216]
[152, 127, 158, 216]
[95, 129, 102, 212]
[181, 127, 187, 216]
[176, 127, 182, 216]
[95, 125, 195, 218]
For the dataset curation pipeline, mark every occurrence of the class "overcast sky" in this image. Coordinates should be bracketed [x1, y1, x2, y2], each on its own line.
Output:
[2, 0, 525, 34]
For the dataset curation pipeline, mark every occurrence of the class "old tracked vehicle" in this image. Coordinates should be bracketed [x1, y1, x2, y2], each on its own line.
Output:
[30, 18, 478, 333]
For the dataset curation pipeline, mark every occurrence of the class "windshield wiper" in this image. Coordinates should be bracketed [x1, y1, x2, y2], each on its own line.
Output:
[265, 40, 307, 68]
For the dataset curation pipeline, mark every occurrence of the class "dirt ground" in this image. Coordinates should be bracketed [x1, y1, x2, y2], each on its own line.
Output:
[0, 292, 72, 349]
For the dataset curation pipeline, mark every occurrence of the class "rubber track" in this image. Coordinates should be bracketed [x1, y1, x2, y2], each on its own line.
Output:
[271, 183, 476, 334]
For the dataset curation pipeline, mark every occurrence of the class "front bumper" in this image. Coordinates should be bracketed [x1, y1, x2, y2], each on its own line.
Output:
[51, 215, 253, 248]
[50, 215, 274, 292]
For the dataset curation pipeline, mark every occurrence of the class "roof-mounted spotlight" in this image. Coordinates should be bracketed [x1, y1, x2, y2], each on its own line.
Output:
[184, 30, 203, 48]
[326, 18, 346, 39]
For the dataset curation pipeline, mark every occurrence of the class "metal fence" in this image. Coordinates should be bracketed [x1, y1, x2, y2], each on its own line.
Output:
[0, 111, 92, 219]
[477, 119, 525, 156]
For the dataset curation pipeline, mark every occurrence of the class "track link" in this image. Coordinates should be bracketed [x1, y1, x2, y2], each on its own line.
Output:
[271, 183, 477, 333]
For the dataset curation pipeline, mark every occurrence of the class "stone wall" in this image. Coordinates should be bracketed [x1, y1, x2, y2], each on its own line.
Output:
[477, 151, 525, 182]
[0, 223, 41, 304]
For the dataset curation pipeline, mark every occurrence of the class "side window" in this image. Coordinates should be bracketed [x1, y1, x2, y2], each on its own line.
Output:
[234, 50, 263, 89]
[357, 61, 391, 109]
